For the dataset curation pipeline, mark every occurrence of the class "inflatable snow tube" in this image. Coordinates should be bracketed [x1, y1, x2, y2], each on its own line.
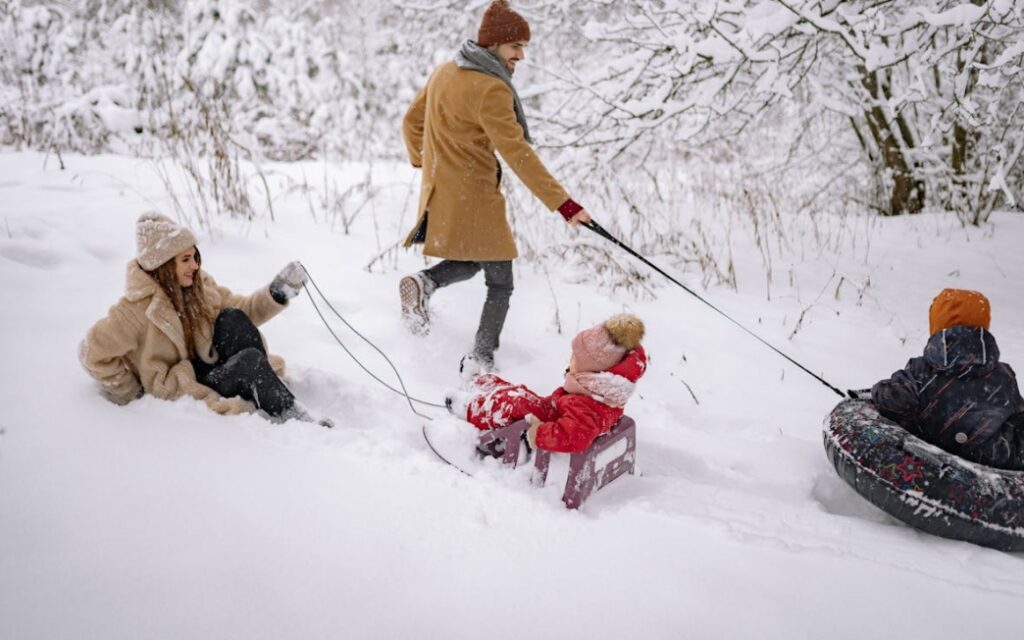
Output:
[824, 399, 1024, 551]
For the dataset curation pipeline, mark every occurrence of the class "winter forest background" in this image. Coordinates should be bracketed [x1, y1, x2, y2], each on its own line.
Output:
[4, 0, 1023, 294]
[4, 2, 1024, 637]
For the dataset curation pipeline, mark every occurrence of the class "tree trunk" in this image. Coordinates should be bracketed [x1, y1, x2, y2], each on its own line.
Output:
[859, 67, 924, 215]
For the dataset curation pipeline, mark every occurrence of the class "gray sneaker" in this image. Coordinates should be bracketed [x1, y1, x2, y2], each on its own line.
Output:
[459, 352, 495, 382]
[399, 273, 432, 335]
[444, 389, 473, 418]
[276, 403, 333, 428]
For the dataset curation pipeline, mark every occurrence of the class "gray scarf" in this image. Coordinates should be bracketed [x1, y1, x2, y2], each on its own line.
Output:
[455, 39, 532, 143]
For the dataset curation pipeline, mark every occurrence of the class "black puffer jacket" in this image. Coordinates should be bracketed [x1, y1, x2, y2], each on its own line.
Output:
[872, 325, 1024, 470]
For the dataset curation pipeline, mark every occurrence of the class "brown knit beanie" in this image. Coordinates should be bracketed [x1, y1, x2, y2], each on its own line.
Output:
[477, 1, 530, 47]
[135, 212, 198, 271]
[928, 288, 991, 335]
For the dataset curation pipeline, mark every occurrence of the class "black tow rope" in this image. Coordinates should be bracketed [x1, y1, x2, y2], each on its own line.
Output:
[582, 220, 848, 399]
[299, 264, 446, 420]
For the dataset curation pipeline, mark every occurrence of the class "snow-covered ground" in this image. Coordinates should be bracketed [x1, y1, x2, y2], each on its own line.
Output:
[1, 151, 1022, 639]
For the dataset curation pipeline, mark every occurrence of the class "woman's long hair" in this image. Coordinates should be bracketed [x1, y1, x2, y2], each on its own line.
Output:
[146, 248, 214, 359]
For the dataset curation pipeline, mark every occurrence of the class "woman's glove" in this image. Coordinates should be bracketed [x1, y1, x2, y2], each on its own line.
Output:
[270, 261, 307, 304]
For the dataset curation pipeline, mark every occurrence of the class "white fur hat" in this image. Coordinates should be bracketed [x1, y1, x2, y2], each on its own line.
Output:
[135, 212, 197, 271]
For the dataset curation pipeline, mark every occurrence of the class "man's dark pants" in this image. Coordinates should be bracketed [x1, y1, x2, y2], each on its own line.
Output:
[421, 260, 513, 360]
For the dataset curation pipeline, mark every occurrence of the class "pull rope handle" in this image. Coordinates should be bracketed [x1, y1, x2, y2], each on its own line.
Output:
[298, 264, 446, 420]
[582, 220, 848, 399]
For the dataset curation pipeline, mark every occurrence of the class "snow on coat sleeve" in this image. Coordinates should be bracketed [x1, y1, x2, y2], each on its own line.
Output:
[871, 358, 928, 420]
[80, 303, 144, 405]
[534, 393, 616, 454]
[403, 86, 427, 167]
[478, 82, 570, 212]
[971, 410, 1024, 471]
[208, 275, 285, 327]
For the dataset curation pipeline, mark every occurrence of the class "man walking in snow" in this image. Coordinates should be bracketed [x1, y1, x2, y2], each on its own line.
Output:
[399, 0, 590, 373]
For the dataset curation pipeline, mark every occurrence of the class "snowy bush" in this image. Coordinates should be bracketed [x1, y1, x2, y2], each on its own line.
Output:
[2, 0, 1022, 244]
[533, 0, 1024, 225]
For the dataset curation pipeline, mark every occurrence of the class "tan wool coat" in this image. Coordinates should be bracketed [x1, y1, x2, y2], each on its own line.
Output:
[80, 260, 287, 415]
[402, 61, 570, 261]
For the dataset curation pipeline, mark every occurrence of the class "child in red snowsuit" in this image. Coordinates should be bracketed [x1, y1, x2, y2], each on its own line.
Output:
[452, 314, 647, 454]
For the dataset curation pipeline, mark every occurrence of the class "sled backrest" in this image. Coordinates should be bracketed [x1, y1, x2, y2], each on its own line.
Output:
[533, 416, 637, 509]
[480, 416, 637, 509]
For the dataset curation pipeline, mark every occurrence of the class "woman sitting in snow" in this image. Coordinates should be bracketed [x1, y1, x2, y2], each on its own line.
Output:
[871, 288, 1024, 470]
[80, 212, 330, 426]
[449, 314, 647, 454]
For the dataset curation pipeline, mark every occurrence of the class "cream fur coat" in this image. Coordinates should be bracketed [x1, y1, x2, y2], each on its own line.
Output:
[80, 260, 286, 415]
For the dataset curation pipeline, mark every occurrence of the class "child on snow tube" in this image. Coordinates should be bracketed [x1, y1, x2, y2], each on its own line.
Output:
[449, 314, 647, 454]
[871, 288, 1024, 470]
[80, 212, 330, 426]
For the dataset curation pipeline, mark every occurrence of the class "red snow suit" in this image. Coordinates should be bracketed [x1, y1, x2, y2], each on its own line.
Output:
[465, 347, 647, 453]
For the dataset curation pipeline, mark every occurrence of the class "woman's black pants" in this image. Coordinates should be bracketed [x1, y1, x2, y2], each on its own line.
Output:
[191, 308, 294, 416]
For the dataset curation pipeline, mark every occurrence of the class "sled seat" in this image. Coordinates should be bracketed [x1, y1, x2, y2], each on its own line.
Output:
[477, 416, 637, 509]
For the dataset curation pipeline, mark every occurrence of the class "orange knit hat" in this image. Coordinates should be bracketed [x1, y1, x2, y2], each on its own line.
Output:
[477, 1, 530, 47]
[928, 288, 991, 335]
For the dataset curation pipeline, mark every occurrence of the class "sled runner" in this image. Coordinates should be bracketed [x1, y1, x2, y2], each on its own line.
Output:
[824, 399, 1024, 551]
[425, 416, 637, 509]
[421, 418, 486, 476]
